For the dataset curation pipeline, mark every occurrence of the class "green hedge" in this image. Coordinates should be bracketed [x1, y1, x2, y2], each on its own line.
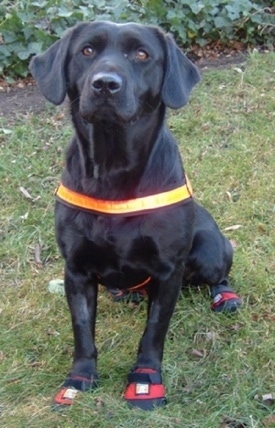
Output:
[0, 0, 274, 78]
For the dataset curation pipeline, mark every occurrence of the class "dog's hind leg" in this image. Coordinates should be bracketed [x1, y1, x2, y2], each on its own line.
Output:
[184, 229, 242, 313]
[208, 237, 242, 313]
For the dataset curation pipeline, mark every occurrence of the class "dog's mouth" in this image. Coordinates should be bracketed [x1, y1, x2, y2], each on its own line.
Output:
[80, 98, 141, 125]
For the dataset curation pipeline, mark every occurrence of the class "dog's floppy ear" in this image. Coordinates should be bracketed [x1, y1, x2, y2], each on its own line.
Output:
[29, 31, 72, 105]
[162, 34, 200, 109]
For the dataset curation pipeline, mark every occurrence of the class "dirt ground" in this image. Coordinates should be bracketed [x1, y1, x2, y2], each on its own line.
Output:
[0, 83, 50, 119]
[0, 53, 247, 120]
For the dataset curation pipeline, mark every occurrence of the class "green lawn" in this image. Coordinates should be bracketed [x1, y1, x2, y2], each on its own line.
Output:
[0, 52, 274, 428]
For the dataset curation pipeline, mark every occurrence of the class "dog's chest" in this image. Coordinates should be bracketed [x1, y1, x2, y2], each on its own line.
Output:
[73, 214, 176, 287]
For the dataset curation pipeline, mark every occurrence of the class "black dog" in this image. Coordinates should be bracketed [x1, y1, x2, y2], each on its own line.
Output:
[30, 21, 241, 410]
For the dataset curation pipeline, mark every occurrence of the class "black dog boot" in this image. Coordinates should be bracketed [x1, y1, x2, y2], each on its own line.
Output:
[210, 284, 242, 313]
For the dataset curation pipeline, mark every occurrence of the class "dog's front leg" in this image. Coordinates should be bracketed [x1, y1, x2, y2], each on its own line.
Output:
[53, 266, 98, 406]
[124, 266, 183, 410]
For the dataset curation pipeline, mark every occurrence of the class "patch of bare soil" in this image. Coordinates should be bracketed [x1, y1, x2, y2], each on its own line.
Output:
[0, 52, 248, 121]
[0, 78, 49, 119]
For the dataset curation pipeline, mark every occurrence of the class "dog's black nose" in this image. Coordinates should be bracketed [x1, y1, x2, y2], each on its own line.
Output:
[92, 72, 122, 95]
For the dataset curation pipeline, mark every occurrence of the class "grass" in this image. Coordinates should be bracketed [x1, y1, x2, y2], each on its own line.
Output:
[0, 51, 275, 428]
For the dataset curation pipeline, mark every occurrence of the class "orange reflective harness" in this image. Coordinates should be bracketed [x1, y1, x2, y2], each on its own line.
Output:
[55, 176, 193, 294]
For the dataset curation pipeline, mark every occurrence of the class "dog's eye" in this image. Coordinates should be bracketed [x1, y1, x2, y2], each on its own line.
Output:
[82, 46, 94, 57]
[135, 49, 148, 61]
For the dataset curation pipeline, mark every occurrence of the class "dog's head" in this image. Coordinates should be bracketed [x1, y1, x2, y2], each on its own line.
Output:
[30, 21, 200, 123]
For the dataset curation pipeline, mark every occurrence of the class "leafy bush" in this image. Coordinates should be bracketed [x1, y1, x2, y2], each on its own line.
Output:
[0, 0, 274, 78]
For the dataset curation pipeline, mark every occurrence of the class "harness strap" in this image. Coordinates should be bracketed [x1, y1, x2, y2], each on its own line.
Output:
[121, 276, 151, 293]
[105, 276, 151, 301]
[55, 176, 193, 216]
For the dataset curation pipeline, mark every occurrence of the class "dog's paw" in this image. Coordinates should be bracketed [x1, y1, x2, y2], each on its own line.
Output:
[211, 287, 242, 313]
[124, 368, 167, 411]
[53, 374, 98, 407]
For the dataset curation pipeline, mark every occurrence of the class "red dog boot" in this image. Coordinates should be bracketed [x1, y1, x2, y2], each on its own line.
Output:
[53, 374, 98, 407]
[124, 368, 167, 411]
[211, 284, 242, 313]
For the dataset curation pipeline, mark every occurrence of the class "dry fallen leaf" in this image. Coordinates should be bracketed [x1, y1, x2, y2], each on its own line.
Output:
[19, 186, 33, 200]
[34, 244, 42, 266]
[263, 415, 275, 427]
[191, 348, 204, 358]
[252, 310, 275, 321]
[224, 224, 242, 231]
[262, 393, 275, 405]
[226, 191, 233, 202]
[46, 327, 60, 336]
[194, 330, 218, 344]
[234, 67, 244, 74]
[20, 212, 29, 220]
[55, 112, 65, 120]
[255, 393, 275, 405]
[258, 223, 267, 232]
